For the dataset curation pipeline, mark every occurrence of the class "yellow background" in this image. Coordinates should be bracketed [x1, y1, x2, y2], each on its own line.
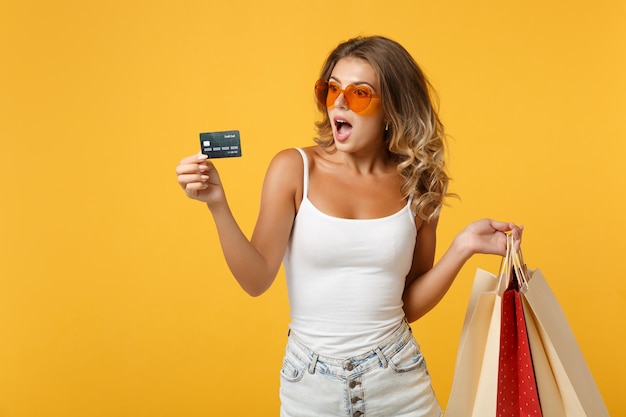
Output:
[1, 0, 624, 415]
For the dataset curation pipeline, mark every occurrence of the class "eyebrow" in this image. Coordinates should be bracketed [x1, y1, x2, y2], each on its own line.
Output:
[329, 76, 377, 91]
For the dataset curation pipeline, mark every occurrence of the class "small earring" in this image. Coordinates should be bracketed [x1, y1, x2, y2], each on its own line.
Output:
[385, 122, 390, 131]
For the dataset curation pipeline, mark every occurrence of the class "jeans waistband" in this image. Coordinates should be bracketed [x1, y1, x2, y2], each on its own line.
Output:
[286, 318, 414, 374]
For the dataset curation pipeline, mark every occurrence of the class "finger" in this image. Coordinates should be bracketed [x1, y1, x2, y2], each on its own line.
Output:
[511, 225, 524, 251]
[176, 164, 200, 176]
[175, 162, 212, 176]
[179, 153, 208, 164]
[488, 220, 513, 232]
[509, 223, 523, 238]
[177, 173, 209, 186]
[185, 182, 209, 192]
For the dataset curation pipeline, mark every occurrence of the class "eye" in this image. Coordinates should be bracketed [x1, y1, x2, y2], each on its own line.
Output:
[328, 82, 340, 93]
[353, 86, 372, 98]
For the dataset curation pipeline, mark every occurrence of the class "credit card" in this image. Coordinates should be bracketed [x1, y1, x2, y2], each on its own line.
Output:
[199, 130, 242, 158]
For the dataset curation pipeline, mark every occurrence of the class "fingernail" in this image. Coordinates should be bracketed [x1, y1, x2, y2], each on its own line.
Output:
[201, 175, 209, 180]
[198, 154, 208, 160]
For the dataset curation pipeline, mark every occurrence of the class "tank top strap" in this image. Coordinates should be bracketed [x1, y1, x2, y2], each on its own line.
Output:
[294, 148, 309, 198]
[408, 196, 416, 218]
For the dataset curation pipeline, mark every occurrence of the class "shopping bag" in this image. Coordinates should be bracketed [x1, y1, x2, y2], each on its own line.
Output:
[521, 268, 609, 416]
[506, 236, 609, 416]
[496, 274, 542, 416]
[520, 295, 568, 417]
[447, 235, 609, 417]
[446, 249, 513, 416]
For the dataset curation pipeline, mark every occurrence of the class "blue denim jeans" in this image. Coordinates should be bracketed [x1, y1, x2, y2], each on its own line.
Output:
[279, 319, 443, 417]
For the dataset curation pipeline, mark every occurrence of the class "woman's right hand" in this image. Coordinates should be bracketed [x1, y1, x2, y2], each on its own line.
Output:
[175, 154, 225, 207]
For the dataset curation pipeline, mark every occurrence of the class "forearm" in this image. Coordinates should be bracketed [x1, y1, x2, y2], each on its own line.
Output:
[209, 202, 277, 297]
[403, 235, 473, 322]
[402, 218, 521, 322]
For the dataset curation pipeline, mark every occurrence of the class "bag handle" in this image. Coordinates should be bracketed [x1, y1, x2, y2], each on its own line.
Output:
[496, 234, 512, 294]
[497, 234, 530, 294]
[511, 234, 529, 291]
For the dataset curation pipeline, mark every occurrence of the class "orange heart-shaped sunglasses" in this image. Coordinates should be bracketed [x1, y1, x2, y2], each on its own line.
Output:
[314, 79, 381, 113]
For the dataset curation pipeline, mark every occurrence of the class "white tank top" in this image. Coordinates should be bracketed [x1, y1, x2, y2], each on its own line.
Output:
[283, 148, 417, 358]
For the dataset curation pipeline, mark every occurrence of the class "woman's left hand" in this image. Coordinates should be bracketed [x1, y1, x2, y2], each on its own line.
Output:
[457, 219, 523, 257]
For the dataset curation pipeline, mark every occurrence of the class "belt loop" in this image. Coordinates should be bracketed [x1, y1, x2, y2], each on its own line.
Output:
[374, 347, 388, 368]
[308, 353, 319, 374]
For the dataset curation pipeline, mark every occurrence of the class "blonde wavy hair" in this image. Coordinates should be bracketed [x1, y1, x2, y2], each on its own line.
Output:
[314, 36, 454, 221]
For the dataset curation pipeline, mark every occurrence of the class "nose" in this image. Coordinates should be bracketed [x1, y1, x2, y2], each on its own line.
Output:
[333, 91, 349, 110]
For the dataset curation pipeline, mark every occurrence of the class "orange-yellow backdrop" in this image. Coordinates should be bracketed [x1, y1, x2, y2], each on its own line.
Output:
[1, 1, 624, 416]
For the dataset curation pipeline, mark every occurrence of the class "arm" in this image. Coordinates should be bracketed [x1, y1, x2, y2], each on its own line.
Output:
[176, 149, 301, 296]
[402, 218, 522, 322]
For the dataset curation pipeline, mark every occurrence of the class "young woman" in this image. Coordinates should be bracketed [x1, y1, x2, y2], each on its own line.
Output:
[176, 36, 522, 417]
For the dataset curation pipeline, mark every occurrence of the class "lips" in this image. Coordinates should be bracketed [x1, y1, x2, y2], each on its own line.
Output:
[333, 116, 353, 142]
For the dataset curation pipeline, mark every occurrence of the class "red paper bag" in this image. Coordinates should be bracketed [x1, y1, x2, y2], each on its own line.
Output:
[497, 273, 542, 416]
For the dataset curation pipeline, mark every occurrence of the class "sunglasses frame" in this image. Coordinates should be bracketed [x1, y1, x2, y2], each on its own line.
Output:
[315, 79, 381, 113]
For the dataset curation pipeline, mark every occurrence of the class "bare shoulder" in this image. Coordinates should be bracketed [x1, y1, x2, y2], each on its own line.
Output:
[263, 148, 306, 205]
[267, 148, 304, 176]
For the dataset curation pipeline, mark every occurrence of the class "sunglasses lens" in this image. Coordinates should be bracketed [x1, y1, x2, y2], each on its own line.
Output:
[314, 80, 377, 113]
[344, 85, 372, 113]
[314, 80, 328, 107]
[325, 81, 341, 107]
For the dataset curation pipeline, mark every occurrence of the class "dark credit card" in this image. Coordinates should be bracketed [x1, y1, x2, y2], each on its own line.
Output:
[199, 130, 242, 158]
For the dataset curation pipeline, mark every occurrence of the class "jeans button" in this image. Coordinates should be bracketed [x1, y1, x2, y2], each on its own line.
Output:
[346, 363, 354, 371]
[353, 412, 363, 417]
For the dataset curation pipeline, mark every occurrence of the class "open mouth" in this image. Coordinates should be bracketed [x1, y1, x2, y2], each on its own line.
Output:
[335, 119, 353, 137]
